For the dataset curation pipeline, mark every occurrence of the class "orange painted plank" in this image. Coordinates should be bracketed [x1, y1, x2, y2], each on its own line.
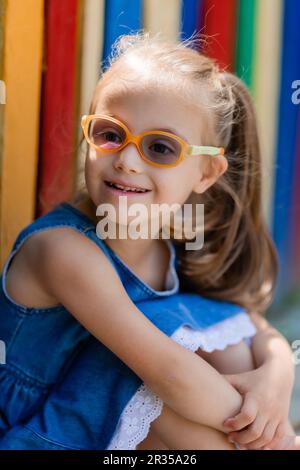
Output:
[0, 0, 44, 268]
[0, 0, 7, 262]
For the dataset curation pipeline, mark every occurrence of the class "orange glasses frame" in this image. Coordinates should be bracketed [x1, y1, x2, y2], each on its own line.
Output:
[81, 114, 225, 168]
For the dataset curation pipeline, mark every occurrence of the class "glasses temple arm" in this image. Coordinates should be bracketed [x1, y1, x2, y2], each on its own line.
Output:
[188, 145, 224, 156]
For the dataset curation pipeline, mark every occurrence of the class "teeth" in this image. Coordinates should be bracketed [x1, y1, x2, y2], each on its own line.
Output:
[108, 182, 147, 193]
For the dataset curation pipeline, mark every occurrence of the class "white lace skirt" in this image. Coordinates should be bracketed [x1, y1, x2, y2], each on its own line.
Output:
[107, 312, 256, 450]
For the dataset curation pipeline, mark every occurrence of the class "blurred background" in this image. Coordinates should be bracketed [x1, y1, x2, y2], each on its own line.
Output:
[0, 0, 299, 430]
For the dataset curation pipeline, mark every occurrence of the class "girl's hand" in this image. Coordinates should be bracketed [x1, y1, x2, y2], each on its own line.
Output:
[264, 435, 300, 450]
[223, 362, 293, 449]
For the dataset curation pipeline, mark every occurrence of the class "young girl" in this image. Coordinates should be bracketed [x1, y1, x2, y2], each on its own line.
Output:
[0, 32, 297, 450]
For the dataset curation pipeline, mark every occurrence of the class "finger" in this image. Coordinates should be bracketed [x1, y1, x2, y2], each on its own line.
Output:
[243, 421, 278, 449]
[224, 394, 258, 431]
[223, 374, 247, 395]
[263, 423, 285, 450]
[229, 415, 266, 445]
[269, 435, 298, 450]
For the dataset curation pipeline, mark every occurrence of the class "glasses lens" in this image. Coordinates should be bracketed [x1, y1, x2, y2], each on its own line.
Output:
[88, 117, 126, 150]
[141, 134, 181, 165]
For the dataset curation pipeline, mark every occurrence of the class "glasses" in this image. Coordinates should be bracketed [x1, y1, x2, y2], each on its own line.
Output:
[81, 114, 224, 168]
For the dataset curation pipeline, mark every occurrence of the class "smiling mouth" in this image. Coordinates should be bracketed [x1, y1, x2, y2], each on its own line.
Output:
[105, 181, 151, 193]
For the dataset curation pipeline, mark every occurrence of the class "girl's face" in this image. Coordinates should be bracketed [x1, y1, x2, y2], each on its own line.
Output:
[85, 85, 227, 225]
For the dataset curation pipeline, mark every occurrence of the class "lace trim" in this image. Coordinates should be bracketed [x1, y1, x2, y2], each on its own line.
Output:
[107, 383, 164, 450]
[107, 313, 256, 450]
[171, 312, 257, 353]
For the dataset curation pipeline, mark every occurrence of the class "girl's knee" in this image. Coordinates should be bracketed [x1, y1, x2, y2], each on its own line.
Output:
[150, 404, 234, 450]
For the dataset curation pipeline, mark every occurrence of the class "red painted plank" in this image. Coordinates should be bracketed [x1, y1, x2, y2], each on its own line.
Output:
[202, 0, 237, 71]
[37, 0, 81, 216]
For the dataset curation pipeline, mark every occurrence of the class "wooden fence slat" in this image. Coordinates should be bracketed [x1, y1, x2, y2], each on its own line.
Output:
[252, 0, 283, 228]
[37, 0, 81, 216]
[0, 0, 44, 268]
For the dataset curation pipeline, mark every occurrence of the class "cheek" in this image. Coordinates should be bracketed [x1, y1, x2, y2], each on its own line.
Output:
[85, 151, 108, 179]
[153, 167, 196, 205]
[84, 162, 97, 192]
[84, 154, 108, 202]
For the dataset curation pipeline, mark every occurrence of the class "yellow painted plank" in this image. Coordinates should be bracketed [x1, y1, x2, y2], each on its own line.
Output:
[0, 0, 44, 268]
[143, 0, 181, 42]
[252, 0, 283, 229]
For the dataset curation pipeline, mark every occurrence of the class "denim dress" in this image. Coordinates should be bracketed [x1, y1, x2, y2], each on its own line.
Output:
[0, 202, 256, 450]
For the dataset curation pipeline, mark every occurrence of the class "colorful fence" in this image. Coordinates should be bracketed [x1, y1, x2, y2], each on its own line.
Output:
[0, 0, 299, 303]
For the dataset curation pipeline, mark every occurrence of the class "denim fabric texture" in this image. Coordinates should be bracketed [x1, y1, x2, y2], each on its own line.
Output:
[0, 202, 247, 449]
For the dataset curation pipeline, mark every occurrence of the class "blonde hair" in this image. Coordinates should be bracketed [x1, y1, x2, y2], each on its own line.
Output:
[74, 31, 278, 314]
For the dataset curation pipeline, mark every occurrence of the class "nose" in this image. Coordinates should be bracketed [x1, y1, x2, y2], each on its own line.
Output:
[113, 142, 144, 174]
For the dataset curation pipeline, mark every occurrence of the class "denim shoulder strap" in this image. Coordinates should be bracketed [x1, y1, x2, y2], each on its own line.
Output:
[8, 202, 115, 261]
[1, 202, 119, 302]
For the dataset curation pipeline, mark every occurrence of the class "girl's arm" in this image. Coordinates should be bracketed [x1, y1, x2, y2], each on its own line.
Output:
[223, 312, 295, 449]
[249, 312, 295, 372]
[32, 227, 243, 433]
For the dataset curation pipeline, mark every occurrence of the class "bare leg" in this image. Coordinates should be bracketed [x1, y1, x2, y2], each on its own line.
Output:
[137, 341, 253, 450]
[137, 403, 235, 450]
[136, 428, 169, 450]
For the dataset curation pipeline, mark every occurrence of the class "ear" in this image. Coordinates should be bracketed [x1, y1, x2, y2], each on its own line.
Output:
[193, 154, 228, 194]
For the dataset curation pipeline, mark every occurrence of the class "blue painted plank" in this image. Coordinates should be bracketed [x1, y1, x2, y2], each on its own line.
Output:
[180, 0, 204, 42]
[102, 0, 142, 71]
[272, 0, 300, 296]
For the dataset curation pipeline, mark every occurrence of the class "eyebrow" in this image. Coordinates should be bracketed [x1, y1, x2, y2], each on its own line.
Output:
[157, 127, 187, 141]
[104, 113, 188, 142]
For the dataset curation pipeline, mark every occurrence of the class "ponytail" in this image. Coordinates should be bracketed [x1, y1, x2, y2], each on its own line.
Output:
[176, 72, 278, 314]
